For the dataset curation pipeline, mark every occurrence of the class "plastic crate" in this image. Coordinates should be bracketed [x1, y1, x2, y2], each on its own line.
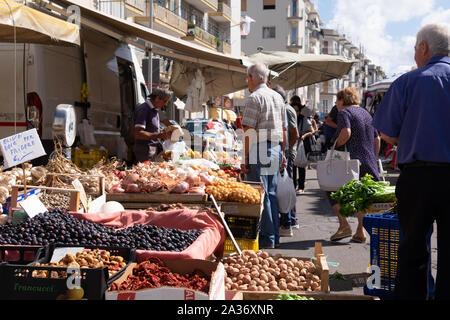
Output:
[225, 215, 260, 239]
[1, 245, 135, 300]
[224, 236, 259, 255]
[36, 244, 136, 285]
[0, 245, 44, 265]
[363, 212, 434, 300]
[72, 147, 107, 169]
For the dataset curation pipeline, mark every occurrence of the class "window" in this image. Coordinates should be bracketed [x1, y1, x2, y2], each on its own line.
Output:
[263, 26, 276, 39]
[263, 0, 275, 10]
[292, 0, 298, 16]
[241, 0, 247, 12]
[291, 27, 297, 44]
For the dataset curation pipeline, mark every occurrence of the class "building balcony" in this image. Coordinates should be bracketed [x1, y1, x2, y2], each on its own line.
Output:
[134, 3, 187, 36]
[124, 0, 145, 13]
[219, 41, 231, 54]
[286, 4, 303, 21]
[184, 0, 218, 12]
[209, 1, 232, 23]
[287, 36, 303, 49]
[182, 26, 219, 51]
[321, 85, 338, 94]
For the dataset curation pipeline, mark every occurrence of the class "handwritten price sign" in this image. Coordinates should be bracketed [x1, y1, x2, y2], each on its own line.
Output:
[0, 128, 46, 169]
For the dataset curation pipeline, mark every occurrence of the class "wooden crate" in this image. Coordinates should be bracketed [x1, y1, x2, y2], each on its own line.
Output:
[235, 291, 379, 300]
[106, 192, 209, 209]
[223, 242, 330, 293]
[45, 173, 105, 196]
[9, 185, 81, 218]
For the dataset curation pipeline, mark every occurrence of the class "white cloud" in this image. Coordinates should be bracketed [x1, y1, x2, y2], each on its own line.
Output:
[421, 7, 450, 27]
[325, 0, 443, 76]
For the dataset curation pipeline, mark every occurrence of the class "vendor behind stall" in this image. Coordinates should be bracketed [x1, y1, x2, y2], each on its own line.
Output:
[133, 87, 172, 163]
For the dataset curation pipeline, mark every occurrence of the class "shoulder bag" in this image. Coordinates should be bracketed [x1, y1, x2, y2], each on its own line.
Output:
[316, 141, 360, 191]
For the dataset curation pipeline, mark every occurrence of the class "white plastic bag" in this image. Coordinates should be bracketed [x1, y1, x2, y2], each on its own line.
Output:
[162, 141, 187, 162]
[294, 140, 308, 168]
[276, 169, 296, 214]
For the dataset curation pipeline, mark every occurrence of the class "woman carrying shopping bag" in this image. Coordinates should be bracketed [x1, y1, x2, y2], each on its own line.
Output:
[326, 88, 381, 243]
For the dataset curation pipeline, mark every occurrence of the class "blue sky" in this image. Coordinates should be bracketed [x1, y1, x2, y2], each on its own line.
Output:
[316, 0, 450, 76]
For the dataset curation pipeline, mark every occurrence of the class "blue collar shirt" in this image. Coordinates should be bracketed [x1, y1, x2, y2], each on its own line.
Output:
[373, 56, 450, 164]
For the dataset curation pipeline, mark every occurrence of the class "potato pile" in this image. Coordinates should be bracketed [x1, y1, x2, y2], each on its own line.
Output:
[223, 250, 322, 292]
[206, 179, 261, 204]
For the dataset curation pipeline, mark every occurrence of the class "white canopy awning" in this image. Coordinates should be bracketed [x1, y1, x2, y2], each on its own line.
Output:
[0, 0, 80, 45]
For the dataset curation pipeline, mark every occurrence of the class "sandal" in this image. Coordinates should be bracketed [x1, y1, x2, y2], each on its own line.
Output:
[330, 228, 352, 241]
[351, 235, 367, 244]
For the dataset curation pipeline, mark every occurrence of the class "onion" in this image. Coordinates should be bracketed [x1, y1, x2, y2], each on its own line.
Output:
[122, 173, 140, 185]
[125, 184, 141, 193]
[199, 173, 213, 186]
[170, 182, 189, 194]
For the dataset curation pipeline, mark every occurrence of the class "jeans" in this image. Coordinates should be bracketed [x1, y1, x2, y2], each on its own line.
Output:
[394, 166, 449, 300]
[280, 151, 298, 228]
[246, 142, 282, 247]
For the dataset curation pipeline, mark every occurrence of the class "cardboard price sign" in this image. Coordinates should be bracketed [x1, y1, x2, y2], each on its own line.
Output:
[0, 129, 46, 169]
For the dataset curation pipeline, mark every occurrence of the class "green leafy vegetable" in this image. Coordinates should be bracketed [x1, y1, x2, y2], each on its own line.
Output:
[275, 293, 315, 300]
[330, 174, 396, 218]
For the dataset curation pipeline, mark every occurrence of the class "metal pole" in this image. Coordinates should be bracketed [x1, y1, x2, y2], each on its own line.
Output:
[148, 0, 153, 93]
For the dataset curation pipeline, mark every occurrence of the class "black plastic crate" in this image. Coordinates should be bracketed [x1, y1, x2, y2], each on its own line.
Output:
[0, 245, 44, 265]
[36, 245, 136, 285]
[1, 245, 135, 300]
[225, 215, 260, 239]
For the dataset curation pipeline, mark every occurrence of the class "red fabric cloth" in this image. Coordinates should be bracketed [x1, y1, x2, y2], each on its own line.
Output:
[69, 208, 225, 262]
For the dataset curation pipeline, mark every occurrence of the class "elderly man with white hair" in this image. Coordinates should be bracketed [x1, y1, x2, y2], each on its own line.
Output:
[241, 63, 287, 249]
[374, 23, 450, 300]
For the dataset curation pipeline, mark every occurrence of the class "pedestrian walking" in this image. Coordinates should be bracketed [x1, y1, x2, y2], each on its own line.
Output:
[328, 88, 381, 243]
[373, 23, 450, 300]
[290, 96, 314, 194]
[241, 63, 287, 249]
[271, 85, 300, 237]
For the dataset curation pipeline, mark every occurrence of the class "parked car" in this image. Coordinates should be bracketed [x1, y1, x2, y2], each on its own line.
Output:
[183, 119, 236, 152]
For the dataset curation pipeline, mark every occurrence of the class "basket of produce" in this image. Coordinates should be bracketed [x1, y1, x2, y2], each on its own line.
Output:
[106, 257, 225, 300]
[221, 243, 329, 293]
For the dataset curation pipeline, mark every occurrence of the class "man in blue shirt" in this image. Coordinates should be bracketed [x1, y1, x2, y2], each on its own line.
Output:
[373, 23, 450, 300]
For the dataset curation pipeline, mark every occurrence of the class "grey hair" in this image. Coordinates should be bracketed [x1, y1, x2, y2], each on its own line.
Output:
[149, 87, 173, 100]
[416, 24, 449, 57]
[247, 63, 269, 82]
[271, 84, 286, 101]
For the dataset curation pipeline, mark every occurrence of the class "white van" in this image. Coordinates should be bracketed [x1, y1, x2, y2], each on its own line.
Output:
[0, 27, 148, 162]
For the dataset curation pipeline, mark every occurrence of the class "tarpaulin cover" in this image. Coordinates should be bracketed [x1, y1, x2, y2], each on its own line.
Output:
[69, 208, 226, 262]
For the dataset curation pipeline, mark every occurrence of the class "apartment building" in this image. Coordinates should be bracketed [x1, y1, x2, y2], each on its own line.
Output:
[319, 28, 385, 115]
[241, 0, 323, 111]
[91, 0, 242, 121]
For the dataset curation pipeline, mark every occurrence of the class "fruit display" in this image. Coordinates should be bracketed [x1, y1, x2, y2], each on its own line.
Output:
[0, 209, 202, 251]
[110, 257, 209, 293]
[222, 250, 322, 292]
[206, 179, 261, 204]
[108, 162, 238, 195]
[32, 249, 127, 278]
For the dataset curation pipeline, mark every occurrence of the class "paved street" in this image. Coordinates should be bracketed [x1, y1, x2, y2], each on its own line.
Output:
[264, 165, 438, 296]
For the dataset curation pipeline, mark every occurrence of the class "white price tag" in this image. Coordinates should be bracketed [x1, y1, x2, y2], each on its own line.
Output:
[51, 247, 85, 263]
[19, 194, 47, 218]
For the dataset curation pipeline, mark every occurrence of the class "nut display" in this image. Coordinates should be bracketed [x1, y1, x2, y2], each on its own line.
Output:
[206, 179, 261, 204]
[32, 249, 127, 278]
[222, 250, 322, 292]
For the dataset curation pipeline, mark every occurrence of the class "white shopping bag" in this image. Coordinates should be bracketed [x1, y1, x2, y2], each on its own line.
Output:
[276, 169, 296, 214]
[294, 140, 308, 168]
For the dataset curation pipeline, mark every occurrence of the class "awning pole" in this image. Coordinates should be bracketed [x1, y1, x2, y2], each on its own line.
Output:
[148, 0, 153, 92]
